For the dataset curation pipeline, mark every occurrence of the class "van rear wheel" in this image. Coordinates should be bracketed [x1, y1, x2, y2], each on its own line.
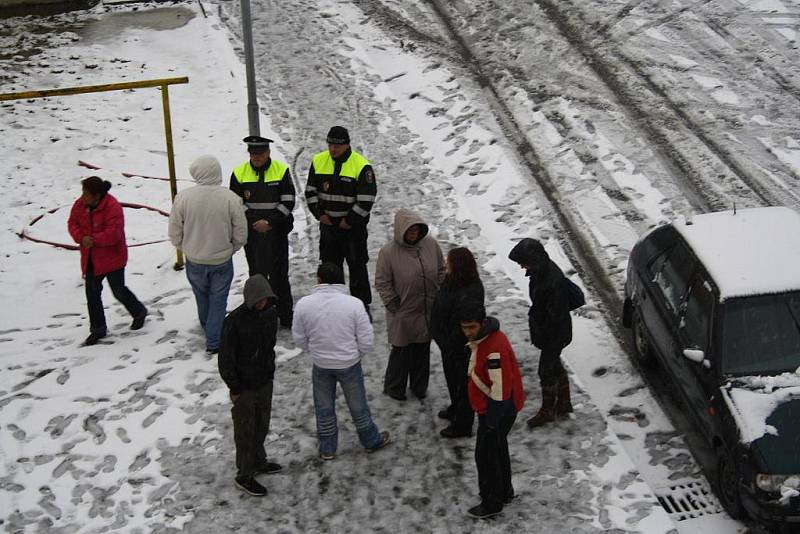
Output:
[631, 308, 654, 366]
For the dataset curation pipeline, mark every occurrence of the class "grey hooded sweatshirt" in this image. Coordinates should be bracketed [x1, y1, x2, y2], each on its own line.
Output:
[168, 155, 248, 265]
[375, 208, 445, 347]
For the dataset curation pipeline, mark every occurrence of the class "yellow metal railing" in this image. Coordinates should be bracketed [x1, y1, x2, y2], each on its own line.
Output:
[1, 76, 189, 268]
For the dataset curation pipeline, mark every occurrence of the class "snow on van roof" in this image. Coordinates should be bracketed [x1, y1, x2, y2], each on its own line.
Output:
[675, 207, 800, 300]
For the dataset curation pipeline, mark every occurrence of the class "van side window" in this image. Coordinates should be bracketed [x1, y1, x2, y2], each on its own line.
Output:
[683, 278, 713, 353]
[648, 243, 695, 317]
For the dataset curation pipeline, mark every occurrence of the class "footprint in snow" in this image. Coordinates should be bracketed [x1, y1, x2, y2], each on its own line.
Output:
[608, 405, 649, 427]
[7, 423, 26, 441]
[116, 427, 131, 444]
[156, 330, 179, 344]
[129, 450, 150, 472]
[142, 408, 165, 428]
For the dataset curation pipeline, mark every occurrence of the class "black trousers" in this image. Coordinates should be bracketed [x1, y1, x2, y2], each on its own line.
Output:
[475, 412, 517, 511]
[538, 346, 565, 387]
[440, 344, 475, 432]
[319, 223, 371, 306]
[231, 381, 273, 478]
[85, 262, 145, 335]
[244, 229, 293, 324]
[383, 342, 430, 399]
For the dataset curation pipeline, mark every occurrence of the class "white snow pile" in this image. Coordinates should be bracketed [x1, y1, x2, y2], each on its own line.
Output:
[722, 372, 800, 444]
[676, 207, 800, 301]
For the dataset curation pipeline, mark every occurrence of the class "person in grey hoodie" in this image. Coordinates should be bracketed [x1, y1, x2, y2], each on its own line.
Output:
[292, 262, 390, 460]
[168, 155, 248, 353]
[219, 274, 282, 497]
[374, 208, 445, 400]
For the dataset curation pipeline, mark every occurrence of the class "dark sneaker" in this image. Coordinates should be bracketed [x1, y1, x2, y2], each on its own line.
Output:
[366, 431, 391, 453]
[82, 332, 106, 346]
[384, 391, 406, 401]
[438, 407, 454, 420]
[439, 426, 472, 439]
[466, 503, 502, 519]
[206, 347, 219, 355]
[256, 461, 282, 475]
[130, 309, 147, 331]
[235, 475, 267, 497]
[319, 452, 335, 461]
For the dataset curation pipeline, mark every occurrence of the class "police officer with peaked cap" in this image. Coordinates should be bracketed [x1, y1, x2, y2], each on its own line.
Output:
[305, 126, 377, 313]
[230, 135, 296, 327]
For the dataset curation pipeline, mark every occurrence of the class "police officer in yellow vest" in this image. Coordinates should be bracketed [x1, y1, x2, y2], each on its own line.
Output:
[230, 136, 295, 326]
[305, 126, 377, 312]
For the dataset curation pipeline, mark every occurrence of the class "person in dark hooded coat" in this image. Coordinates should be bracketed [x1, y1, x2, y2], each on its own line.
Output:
[508, 238, 573, 428]
[218, 274, 282, 497]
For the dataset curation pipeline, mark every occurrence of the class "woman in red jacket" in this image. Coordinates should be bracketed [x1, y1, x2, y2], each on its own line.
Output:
[67, 177, 147, 346]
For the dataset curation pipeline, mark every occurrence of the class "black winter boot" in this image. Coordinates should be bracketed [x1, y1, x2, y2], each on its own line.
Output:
[527, 384, 558, 429]
[555, 372, 573, 415]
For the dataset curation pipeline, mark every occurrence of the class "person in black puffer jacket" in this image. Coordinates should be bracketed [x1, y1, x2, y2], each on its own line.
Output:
[431, 247, 484, 438]
[219, 274, 282, 497]
[508, 238, 573, 429]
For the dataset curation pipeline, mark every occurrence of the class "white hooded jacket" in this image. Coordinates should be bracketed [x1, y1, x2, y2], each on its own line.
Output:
[292, 284, 374, 370]
[168, 155, 248, 265]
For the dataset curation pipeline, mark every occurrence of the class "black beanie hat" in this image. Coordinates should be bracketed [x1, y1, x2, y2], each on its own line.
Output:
[326, 126, 350, 145]
[457, 301, 487, 323]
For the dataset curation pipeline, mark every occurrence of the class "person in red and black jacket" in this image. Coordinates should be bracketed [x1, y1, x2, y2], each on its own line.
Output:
[461, 303, 525, 519]
[67, 176, 147, 346]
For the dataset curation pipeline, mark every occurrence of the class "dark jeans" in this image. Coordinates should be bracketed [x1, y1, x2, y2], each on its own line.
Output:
[538, 346, 565, 387]
[244, 229, 293, 324]
[231, 381, 273, 478]
[312, 362, 383, 455]
[319, 223, 371, 307]
[475, 411, 517, 511]
[383, 342, 430, 399]
[440, 344, 475, 432]
[85, 263, 146, 335]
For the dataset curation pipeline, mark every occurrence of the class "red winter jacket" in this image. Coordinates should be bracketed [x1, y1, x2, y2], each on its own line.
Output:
[67, 193, 128, 276]
[467, 317, 525, 415]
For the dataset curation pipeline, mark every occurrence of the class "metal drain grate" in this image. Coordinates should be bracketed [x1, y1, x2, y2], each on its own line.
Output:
[655, 481, 724, 521]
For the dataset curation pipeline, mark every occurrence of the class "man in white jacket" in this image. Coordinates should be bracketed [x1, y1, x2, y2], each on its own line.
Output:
[169, 155, 248, 354]
[292, 262, 390, 460]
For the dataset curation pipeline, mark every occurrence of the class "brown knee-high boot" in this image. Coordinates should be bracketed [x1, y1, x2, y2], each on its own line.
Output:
[526, 384, 558, 429]
[555, 372, 573, 415]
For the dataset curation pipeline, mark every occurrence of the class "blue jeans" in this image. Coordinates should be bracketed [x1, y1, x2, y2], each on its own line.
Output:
[185, 259, 234, 350]
[312, 362, 382, 455]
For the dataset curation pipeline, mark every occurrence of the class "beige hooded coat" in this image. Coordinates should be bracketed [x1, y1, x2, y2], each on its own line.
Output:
[375, 209, 446, 347]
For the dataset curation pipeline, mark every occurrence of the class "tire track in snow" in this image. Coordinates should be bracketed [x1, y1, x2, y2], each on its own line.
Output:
[533, 0, 779, 210]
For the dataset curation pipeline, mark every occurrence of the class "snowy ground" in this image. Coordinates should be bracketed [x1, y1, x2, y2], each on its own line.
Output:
[1, 0, 798, 532]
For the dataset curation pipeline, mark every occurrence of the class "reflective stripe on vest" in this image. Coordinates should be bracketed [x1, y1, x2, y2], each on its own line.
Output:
[311, 150, 370, 180]
[233, 160, 289, 184]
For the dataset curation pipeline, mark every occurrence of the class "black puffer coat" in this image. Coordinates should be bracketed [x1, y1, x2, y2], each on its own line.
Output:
[430, 279, 485, 353]
[509, 238, 572, 350]
[218, 276, 278, 395]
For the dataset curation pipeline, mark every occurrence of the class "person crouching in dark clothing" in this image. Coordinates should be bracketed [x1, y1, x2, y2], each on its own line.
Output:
[218, 274, 282, 497]
[508, 238, 573, 429]
[431, 246, 484, 438]
[461, 303, 525, 519]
